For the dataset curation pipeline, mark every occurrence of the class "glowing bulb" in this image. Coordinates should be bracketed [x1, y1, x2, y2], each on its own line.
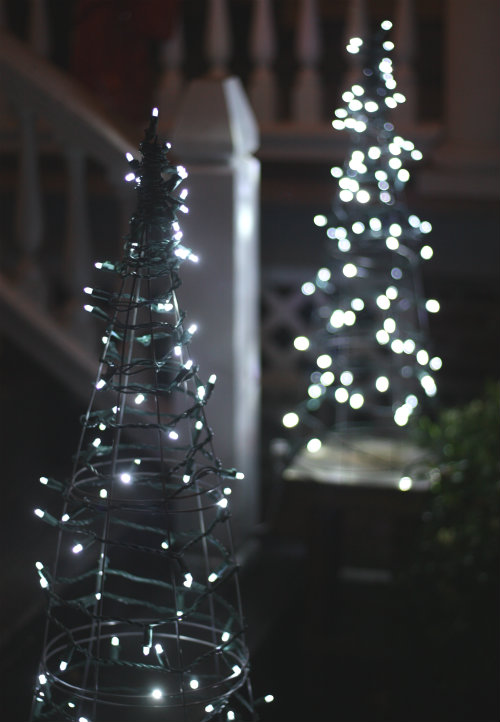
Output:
[376, 330, 390, 345]
[343, 263, 357, 278]
[61, 513, 70, 522]
[425, 299, 440, 313]
[338, 239, 351, 252]
[421, 374, 437, 396]
[217, 498, 228, 509]
[381, 20, 393, 30]
[135, 393, 145, 404]
[317, 354, 332, 369]
[205, 705, 215, 713]
[365, 101, 379, 112]
[339, 189, 354, 202]
[335, 387, 349, 403]
[228, 712, 236, 720]
[317, 267, 331, 282]
[72, 544, 83, 554]
[368, 146, 381, 160]
[340, 371, 353, 386]
[376, 376, 389, 392]
[189, 679, 199, 690]
[99, 489, 107, 499]
[294, 336, 310, 351]
[34, 508, 44, 518]
[221, 631, 230, 642]
[307, 438, 322, 453]
[92, 437, 101, 448]
[169, 430, 179, 440]
[350, 393, 364, 409]
[356, 190, 370, 204]
[282, 412, 299, 428]
[208, 572, 218, 583]
[399, 476, 413, 491]
[301, 282, 315, 296]
[417, 349, 429, 365]
[391, 339, 404, 354]
[111, 636, 119, 646]
[183, 573, 193, 588]
[420, 221, 432, 233]
[188, 324, 197, 335]
[155, 643, 163, 654]
[420, 245, 433, 260]
[369, 217, 382, 231]
[320, 371, 334, 386]
[352, 221, 365, 234]
[124, 172, 135, 182]
[330, 310, 344, 328]
[430, 356, 442, 371]
[376, 295, 390, 310]
[84, 304, 94, 313]
[330, 166, 343, 178]
[313, 214, 328, 227]
[151, 689, 162, 700]
[351, 298, 364, 311]
[398, 169, 410, 182]
[308, 384, 322, 399]
[59, 660, 68, 671]
[38, 674, 48, 686]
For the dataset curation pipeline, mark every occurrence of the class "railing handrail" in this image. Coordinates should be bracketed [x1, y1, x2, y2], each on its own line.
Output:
[0, 29, 134, 165]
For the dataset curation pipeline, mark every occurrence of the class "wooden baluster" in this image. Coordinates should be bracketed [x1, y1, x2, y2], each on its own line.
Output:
[16, 106, 46, 304]
[248, 0, 277, 123]
[157, 14, 185, 131]
[292, 0, 322, 124]
[206, 0, 231, 79]
[63, 147, 95, 347]
[394, 0, 417, 128]
[343, 0, 368, 87]
[28, 0, 50, 57]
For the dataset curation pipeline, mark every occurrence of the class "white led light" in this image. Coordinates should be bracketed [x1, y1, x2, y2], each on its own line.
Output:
[399, 476, 412, 491]
[356, 190, 370, 204]
[352, 222, 365, 235]
[235, 471, 245, 480]
[155, 643, 163, 653]
[384, 318, 396, 333]
[381, 19, 393, 30]
[38, 674, 47, 686]
[340, 371, 353, 386]
[135, 393, 145, 404]
[301, 281, 315, 296]
[307, 438, 322, 453]
[376, 295, 390, 310]
[308, 384, 322, 399]
[183, 573, 193, 588]
[350, 393, 364, 409]
[339, 189, 354, 202]
[420, 245, 433, 260]
[376, 376, 389, 392]
[317, 267, 331, 282]
[317, 354, 332, 369]
[61, 513, 70, 522]
[205, 705, 215, 713]
[282, 412, 299, 428]
[430, 356, 442, 371]
[217, 498, 228, 509]
[369, 217, 382, 231]
[417, 349, 429, 365]
[320, 371, 334, 386]
[124, 172, 135, 182]
[189, 679, 199, 690]
[111, 636, 119, 646]
[330, 166, 343, 178]
[120, 473, 131, 484]
[95, 379, 106, 390]
[391, 339, 404, 354]
[183, 474, 191, 484]
[34, 508, 44, 518]
[425, 299, 440, 313]
[294, 336, 310, 351]
[84, 304, 94, 313]
[335, 387, 349, 403]
[168, 430, 179, 440]
[72, 544, 83, 554]
[208, 572, 218, 583]
[151, 689, 163, 700]
[92, 437, 101, 448]
[420, 221, 432, 233]
[398, 169, 410, 182]
[313, 214, 328, 227]
[99, 489, 107, 499]
[330, 309, 344, 328]
[421, 374, 437, 396]
[342, 263, 357, 278]
[376, 330, 390, 345]
[351, 297, 364, 311]
[338, 239, 351, 252]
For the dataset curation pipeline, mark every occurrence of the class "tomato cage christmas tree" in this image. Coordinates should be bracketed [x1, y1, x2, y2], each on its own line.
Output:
[281, 20, 441, 472]
[31, 110, 257, 722]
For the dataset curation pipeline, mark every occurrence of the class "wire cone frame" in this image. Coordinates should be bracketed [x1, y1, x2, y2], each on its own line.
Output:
[31, 111, 255, 722]
[282, 20, 441, 452]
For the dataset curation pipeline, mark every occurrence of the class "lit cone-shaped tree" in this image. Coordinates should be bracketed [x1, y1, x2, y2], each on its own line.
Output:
[31, 111, 256, 722]
[282, 20, 441, 462]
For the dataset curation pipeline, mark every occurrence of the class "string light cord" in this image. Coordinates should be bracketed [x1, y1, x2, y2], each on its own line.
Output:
[31, 110, 265, 721]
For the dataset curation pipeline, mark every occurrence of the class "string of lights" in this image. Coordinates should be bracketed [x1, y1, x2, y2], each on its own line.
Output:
[30, 110, 264, 722]
[282, 20, 441, 460]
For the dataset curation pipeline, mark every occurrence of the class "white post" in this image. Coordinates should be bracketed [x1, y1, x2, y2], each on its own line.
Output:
[171, 77, 261, 544]
[248, 0, 277, 123]
[394, 0, 417, 129]
[206, 0, 231, 79]
[15, 106, 46, 304]
[343, 0, 368, 87]
[156, 15, 185, 132]
[292, 0, 322, 123]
